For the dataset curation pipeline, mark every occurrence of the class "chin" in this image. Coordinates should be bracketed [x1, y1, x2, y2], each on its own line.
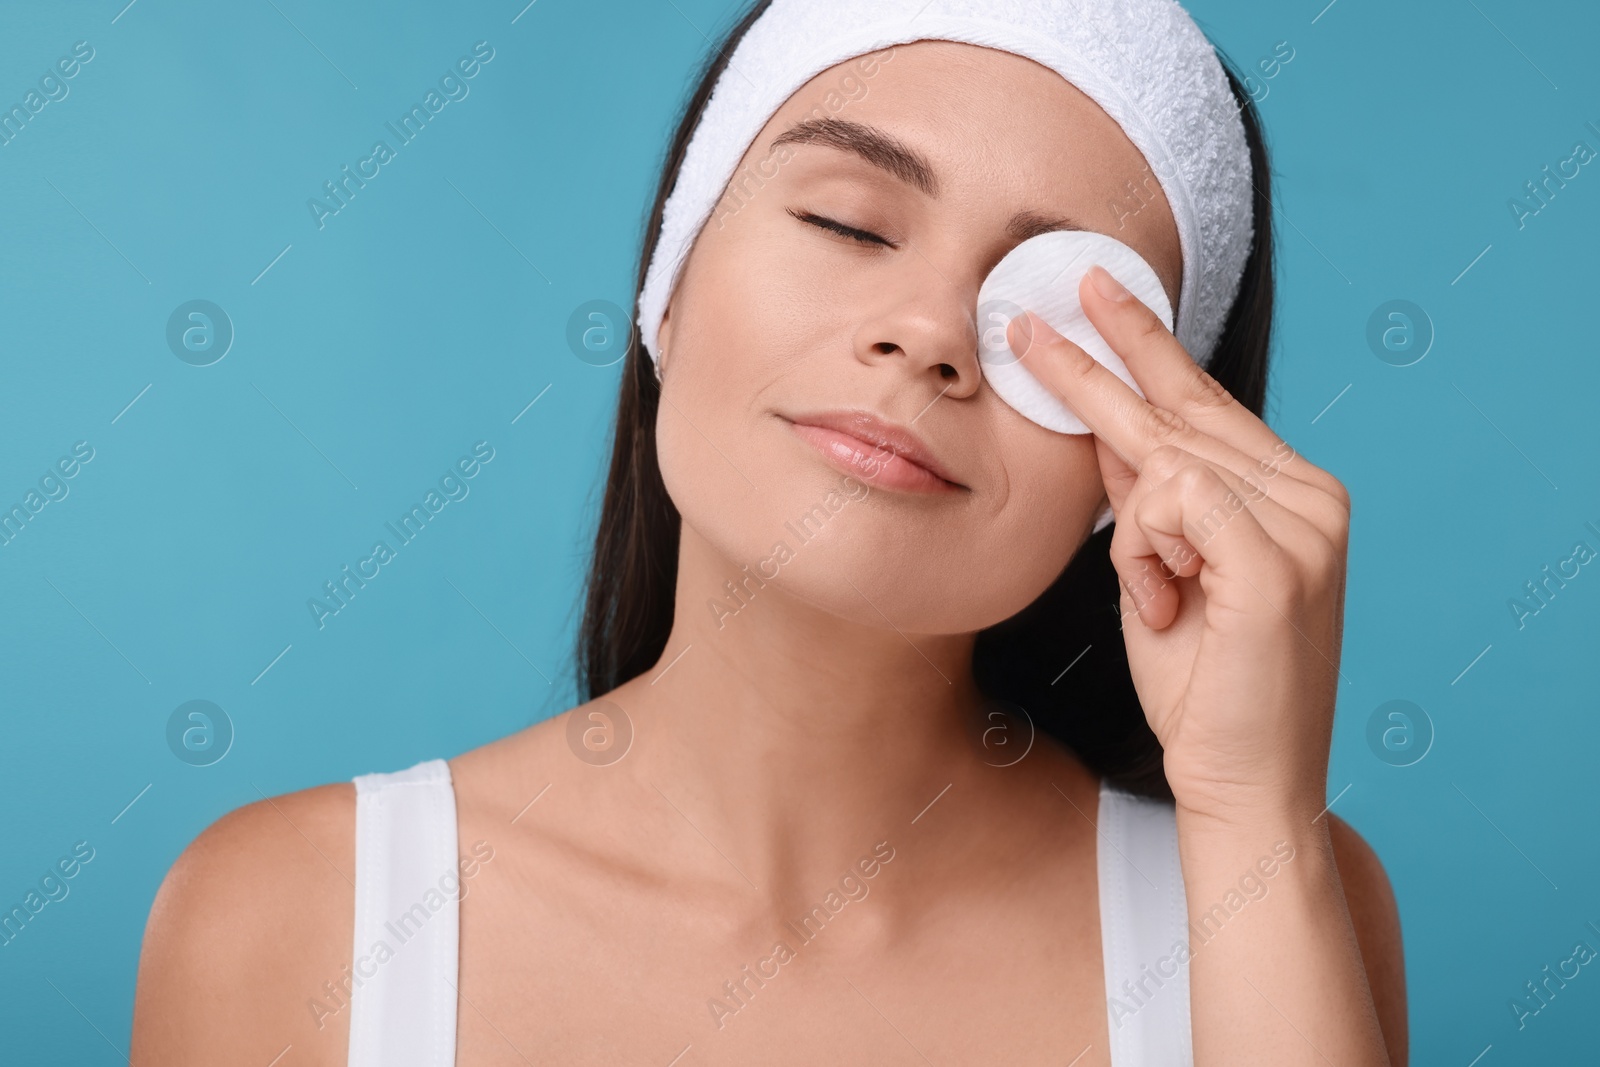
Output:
[759, 531, 1051, 636]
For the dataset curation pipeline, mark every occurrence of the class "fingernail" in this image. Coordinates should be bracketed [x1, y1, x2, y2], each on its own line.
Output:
[1088, 264, 1131, 302]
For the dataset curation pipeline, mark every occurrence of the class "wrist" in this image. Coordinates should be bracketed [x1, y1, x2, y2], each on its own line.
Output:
[1173, 790, 1334, 845]
[1167, 760, 1331, 836]
[1172, 802, 1341, 914]
[1165, 760, 1343, 884]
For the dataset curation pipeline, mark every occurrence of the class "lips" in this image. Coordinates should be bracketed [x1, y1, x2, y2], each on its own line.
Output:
[784, 409, 965, 494]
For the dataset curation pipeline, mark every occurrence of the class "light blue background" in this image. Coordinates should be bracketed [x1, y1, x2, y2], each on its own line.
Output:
[2, 0, 1597, 1061]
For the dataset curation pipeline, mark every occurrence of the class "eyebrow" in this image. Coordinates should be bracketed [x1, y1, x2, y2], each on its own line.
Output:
[769, 117, 1091, 241]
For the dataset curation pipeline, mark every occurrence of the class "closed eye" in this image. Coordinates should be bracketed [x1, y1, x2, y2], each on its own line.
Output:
[787, 208, 894, 249]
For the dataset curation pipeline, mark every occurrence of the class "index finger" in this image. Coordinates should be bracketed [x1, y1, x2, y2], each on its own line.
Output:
[1076, 265, 1293, 464]
[1012, 308, 1339, 533]
[1006, 308, 1161, 475]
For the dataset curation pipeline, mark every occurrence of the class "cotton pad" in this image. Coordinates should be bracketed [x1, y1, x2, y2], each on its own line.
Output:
[975, 229, 1174, 436]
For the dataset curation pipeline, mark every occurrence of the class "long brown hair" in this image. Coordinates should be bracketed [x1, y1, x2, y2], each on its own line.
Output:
[576, 0, 1276, 802]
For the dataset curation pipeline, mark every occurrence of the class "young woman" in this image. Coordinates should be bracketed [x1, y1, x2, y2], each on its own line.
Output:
[131, 1, 1406, 1063]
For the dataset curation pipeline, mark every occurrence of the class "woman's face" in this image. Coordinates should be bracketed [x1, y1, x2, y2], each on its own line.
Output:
[655, 40, 1183, 634]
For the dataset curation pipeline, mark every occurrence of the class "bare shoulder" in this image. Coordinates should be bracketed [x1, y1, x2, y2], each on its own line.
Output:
[131, 781, 356, 1067]
[1327, 812, 1408, 1067]
[447, 699, 615, 818]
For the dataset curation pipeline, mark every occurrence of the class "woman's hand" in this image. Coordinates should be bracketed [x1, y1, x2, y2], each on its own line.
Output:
[1008, 264, 1352, 830]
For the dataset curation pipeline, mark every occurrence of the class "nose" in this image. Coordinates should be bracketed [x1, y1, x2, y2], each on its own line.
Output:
[851, 256, 986, 402]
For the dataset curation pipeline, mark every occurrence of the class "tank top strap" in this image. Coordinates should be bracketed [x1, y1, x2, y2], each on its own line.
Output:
[348, 758, 460, 1067]
[1097, 779, 1195, 1065]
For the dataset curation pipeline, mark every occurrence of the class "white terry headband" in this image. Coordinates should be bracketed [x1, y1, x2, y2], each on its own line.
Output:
[638, 0, 1254, 373]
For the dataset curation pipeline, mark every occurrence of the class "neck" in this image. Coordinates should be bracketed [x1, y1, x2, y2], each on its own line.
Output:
[616, 524, 991, 906]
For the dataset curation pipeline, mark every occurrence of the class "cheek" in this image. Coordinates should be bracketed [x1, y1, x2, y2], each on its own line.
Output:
[654, 226, 851, 566]
[946, 433, 1103, 622]
[653, 289, 827, 583]
[722, 218, 855, 350]
[654, 354, 771, 565]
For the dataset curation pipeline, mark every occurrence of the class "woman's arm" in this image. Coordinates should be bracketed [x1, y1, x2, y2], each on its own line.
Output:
[1011, 269, 1401, 1064]
[130, 783, 355, 1067]
[1175, 806, 1406, 1065]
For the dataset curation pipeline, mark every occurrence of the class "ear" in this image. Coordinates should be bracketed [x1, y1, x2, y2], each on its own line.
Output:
[656, 303, 674, 376]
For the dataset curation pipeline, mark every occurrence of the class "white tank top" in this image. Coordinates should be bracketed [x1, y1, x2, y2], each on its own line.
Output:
[346, 759, 1194, 1065]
